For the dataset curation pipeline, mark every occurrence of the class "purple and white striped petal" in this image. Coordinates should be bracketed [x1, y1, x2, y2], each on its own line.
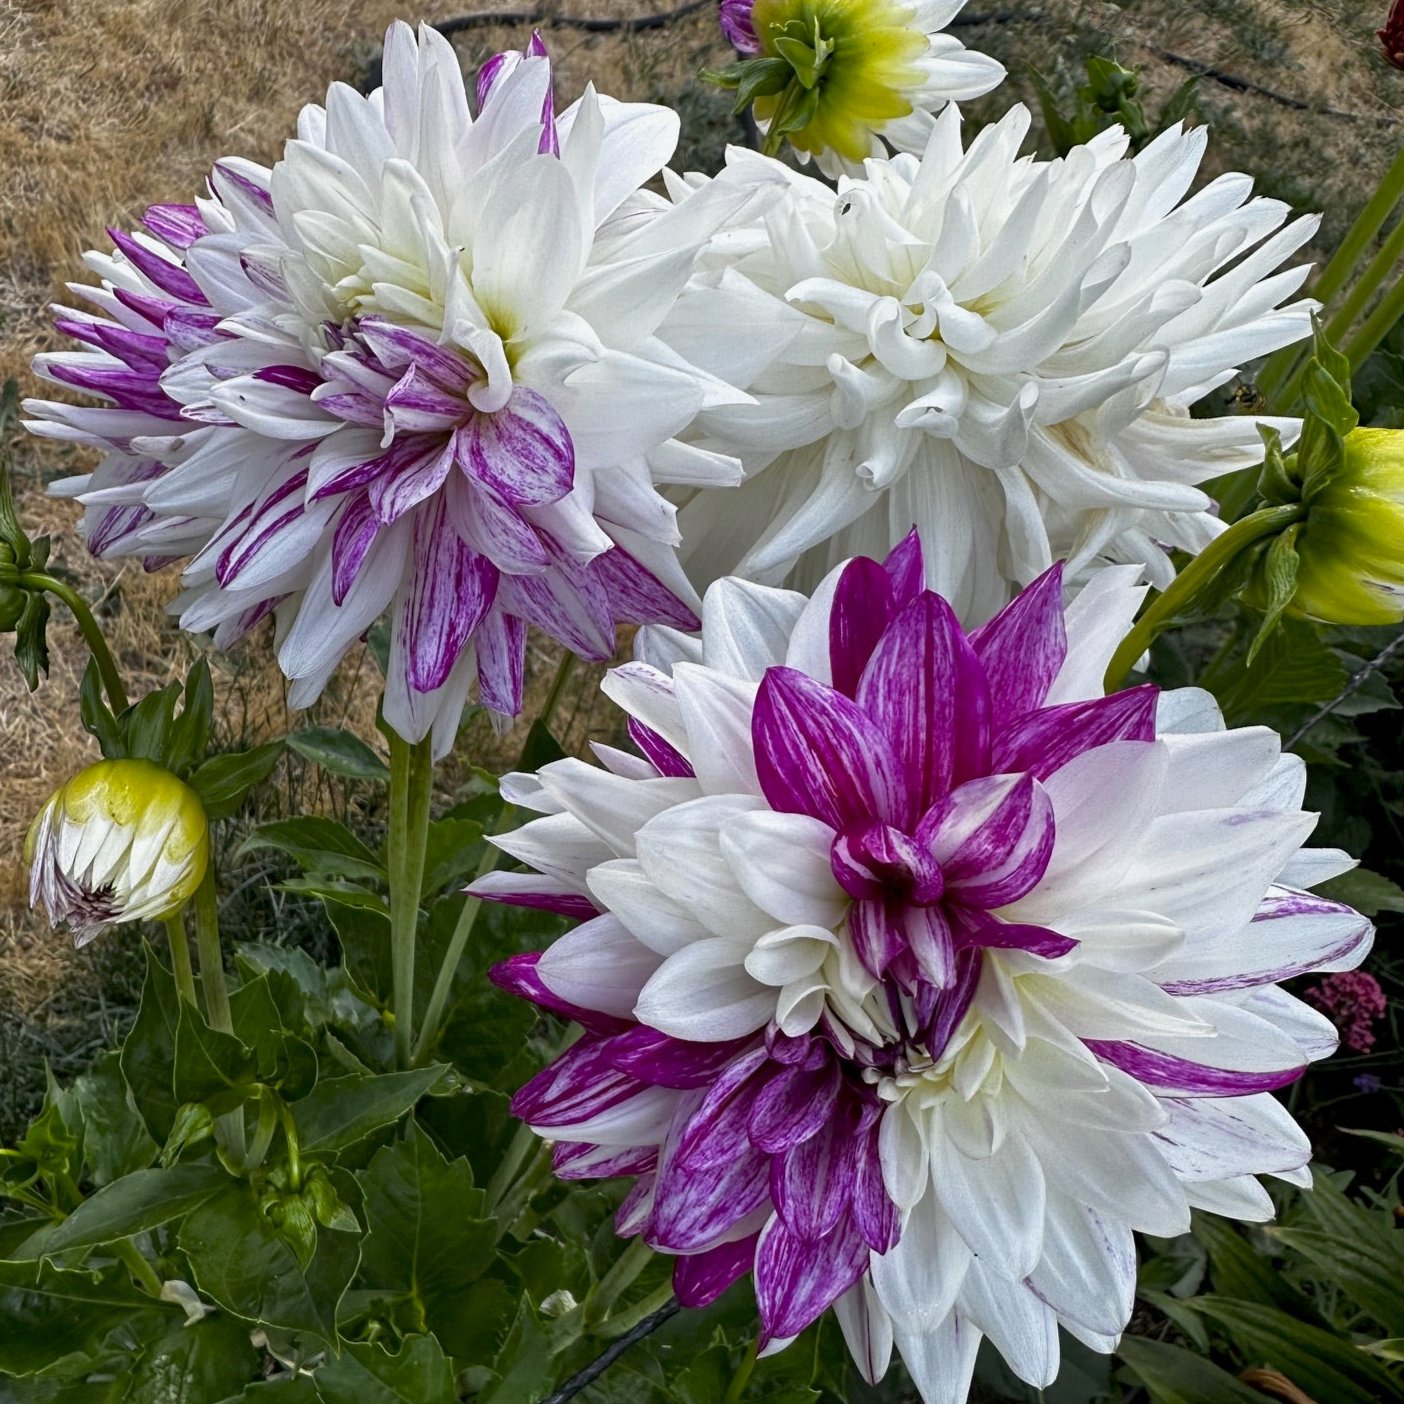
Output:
[674, 1234, 759, 1308]
[992, 687, 1159, 780]
[970, 563, 1067, 728]
[459, 387, 574, 507]
[755, 1212, 871, 1345]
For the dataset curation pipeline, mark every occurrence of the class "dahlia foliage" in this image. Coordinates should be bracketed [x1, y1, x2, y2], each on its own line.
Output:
[479, 537, 1372, 1398]
[670, 106, 1318, 619]
[25, 24, 759, 752]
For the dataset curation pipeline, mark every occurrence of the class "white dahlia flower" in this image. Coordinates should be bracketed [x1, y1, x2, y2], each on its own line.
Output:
[665, 105, 1320, 623]
[25, 25, 765, 753]
[475, 535, 1370, 1403]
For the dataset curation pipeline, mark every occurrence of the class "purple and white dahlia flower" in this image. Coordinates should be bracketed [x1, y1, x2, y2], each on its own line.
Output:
[475, 535, 1371, 1401]
[668, 106, 1319, 623]
[25, 24, 761, 752]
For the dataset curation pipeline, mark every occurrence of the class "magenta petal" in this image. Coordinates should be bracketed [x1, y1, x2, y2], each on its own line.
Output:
[141, 202, 207, 249]
[358, 317, 476, 393]
[605, 1028, 758, 1091]
[923, 772, 1056, 910]
[443, 471, 549, 575]
[970, 564, 1068, 728]
[331, 495, 380, 604]
[773, 1121, 857, 1241]
[475, 608, 527, 716]
[468, 870, 598, 920]
[591, 546, 700, 631]
[673, 1049, 770, 1171]
[851, 1118, 900, 1253]
[883, 528, 925, 607]
[649, 1144, 772, 1252]
[848, 898, 908, 981]
[511, 1037, 653, 1125]
[960, 912, 1077, 959]
[856, 592, 991, 824]
[747, 1061, 841, 1154]
[922, 949, 983, 1059]
[904, 905, 956, 988]
[53, 318, 168, 371]
[1086, 1040, 1305, 1095]
[498, 554, 616, 660]
[254, 363, 322, 396]
[108, 226, 208, 305]
[628, 718, 696, 779]
[719, 0, 762, 53]
[490, 953, 630, 1035]
[401, 502, 498, 693]
[755, 1212, 870, 1345]
[44, 361, 181, 419]
[462, 387, 574, 507]
[674, 1234, 759, 1308]
[829, 556, 894, 698]
[372, 439, 456, 525]
[753, 668, 905, 831]
[992, 685, 1159, 780]
[553, 1141, 658, 1181]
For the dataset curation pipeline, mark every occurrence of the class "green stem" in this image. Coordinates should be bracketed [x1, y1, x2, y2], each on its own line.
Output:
[586, 1239, 656, 1329]
[1325, 211, 1404, 346]
[1344, 272, 1404, 374]
[245, 1088, 279, 1172]
[279, 1099, 303, 1194]
[388, 734, 434, 1069]
[116, 1239, 165, 1298]
[17, 572, 128, 713]
[600, 1283, 677, 1342]
[163, 916, 198, 1008]
[192, 869, 246, 1165]
[1103, 505, 1304, 692]
[723, 1340, 758, 1401]
[486, 1120, 539, 1218]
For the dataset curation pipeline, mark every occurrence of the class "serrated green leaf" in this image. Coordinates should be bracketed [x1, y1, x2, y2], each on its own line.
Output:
[124, 1310, 260, 1403]
[1115, 1336, 1270, 1403]
[479, 1296, 554, 1404]
[1217, 617, 1348, 718]
[292, 1067, 449, 1156]
[38, 1164, 229, 1259]
[311, 1335, 456, 1404]
[166, 659, 214, 777]
[173, 1004, 258, 1117]
[121, 946, 184, 1143]
[287, 727, 389, 782]
[72, 1052, 157, 1187]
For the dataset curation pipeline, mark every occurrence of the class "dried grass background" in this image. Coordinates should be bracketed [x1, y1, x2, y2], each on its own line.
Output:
[0, 0, 1400, 1131]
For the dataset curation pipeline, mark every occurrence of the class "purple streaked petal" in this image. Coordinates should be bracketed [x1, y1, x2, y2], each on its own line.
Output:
[673, 1049, 770, 1171]
[331, 495, 381, 604]
[52, 318, 169, 371]
[923, 949, 983, 1059]
[511, 1037, 654, 1125]
[476, 51, 511, 107]
[674, 1234, 759, 1308]
[461, 388, 574, 507]
[851, 1116, 900, 1253]
[162, 308, 225, 353]
[371, 440, 456, 525]
[141, 202, 207, 249]
[44, 361, 183, 420]
[490, 953, 631, 1035]
[773, 1119, 858, 1241]
[883, 529, 925, 608]
[446, 472, 549, 574]
[315, 389, 386, 430]
[240, 251, 287, 299]
[832, 822, 943, 905]
[553, 1141, 658, 1181]
[476, 607, 528, 716]
[1086, 1040, 1306, 1095]
[748, 1060, 841, 1154]
[829, 556, 893, 698]
[647, 1145, 771, 1252]
[590, 545, 700, 631]
[753, 667, 904, 831]
[923, 772, 1056, 910]
[113, 286, 179, 329]
[992, 686, 1159, 780]
[88, 502, 155, 557]
[385, 366, 468, 435]
[959, 912, 1077, 959]
[628, 718, 695, 779]
[401, 501, 498, 693]
[215, 469, 309, 587]
[498, 556, 615, 660]
[857, 592, 991, 824]
[719, 0, 762, 54]
[903, 905, 956, 988]
[358, 317, 476, 393]
[971, 563, 1067, 729]
[213, 160, 274, 212]
[617, 1173, 656, 1236]
[605, 1028, 758, 1091]
[848, 898, 908, 982]
[755, 1212, 870, 1345]
[468, 869, 598, 920]
[107, 226, 208, 305]
[254, 363, 322, 396]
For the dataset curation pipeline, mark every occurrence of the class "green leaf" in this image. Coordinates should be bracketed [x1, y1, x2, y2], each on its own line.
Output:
[1216, 617, 1348, 719]
[173, 1004, 259, 1117]
[1115, 1336, 1271, 1403]
[166, 659, 215, 777]
[287, 727, 389, 782]
[14, 589, 50, 692]
[1271, 1224, 1404, 1335]
[230, 974, 317, 1099]
[38, 1164, 230, 1259]
[235, 944, 333, 1029]
[1318, 867, 1404, 916]
[121, 946, 184, 1143]
[355, 1121, 497, 1356]
[311, 1336, 456, 1404]
[179, 1183, 359, 1349]
[0, 1258, 169, 1377]
[239, 818, 385, 884]
[1182, 1296, 1404, 1402]
[293, 1067, 449, 1156]
[71, 1051, 157, 1186]
[123, 683, 181, 765]
[325, 900, 392, 1006]
[419, 818, 484, 897]
[213, 1379, 319, 1404]
[190, 743, 284, 821]
[1192, 1212, 1323, 1325]
[479, 1297, 554, 1404]
[125, 1313, 261, 1403]
[78, 660, 124, 759]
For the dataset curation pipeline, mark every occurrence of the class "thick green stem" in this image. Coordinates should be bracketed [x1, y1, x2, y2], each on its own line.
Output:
[115, 1239, 165, 1298]
[388, 734, 434, 1069]
[1344, 272, 1404, 374]
[586, 1239, 656, 1330]
[163, 916, 198, 1008]
[1103, 506, 1304, 692]
[191, 869, 247, 1165]
[1325, 213, 1404, 346]
[723, 1341, 759, 1404]
[18, 573, 128, 713]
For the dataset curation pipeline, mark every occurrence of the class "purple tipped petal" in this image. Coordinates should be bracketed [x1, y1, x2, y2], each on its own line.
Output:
[851, 1117, 900, 1253]
[923, 949, 983, 1059]
[628, 718, 695, 779]
[108, 226, 208, 305]
[461, 388, 574, 507]
[829, 556, 894, 698]
[959, 912, 1077, 959]
[490, 953, 630, 1036]
[141, 203, 207, 249]
[553, 1141, 658, 1181]
[371, 440, 456, 525]
[857, 592, 991, 823]
[331, 495, 381, 604]
[605, 1028, 758, 1090]
[674, 1234, 759, 1308]
[358, 318, 476, 393]
[992, 685, 1159, 780]
[44, 361, 182, 420]
[903, 905, 956, 988]
[755, 1212, 870, 1345]
[476, 608, 528, 717]
[883, 529, 925, 607]
[52, 318, 169, 371]
[400, 502, 498, 693]
[253, 363, 322, 396]
[591, 545, 700, 631]
[923, 772, 1056, 910]
[773, 1120, 858, 1241]
[753, 668, 905, 831]
[1087, 1040, 1305, 1095]
[468, 870, 598, 920]
[971, 564, 1068, 729]
[213, 160, 274, 212]
[848, 898, 908, 981]
[747, 1060, 841, 1154]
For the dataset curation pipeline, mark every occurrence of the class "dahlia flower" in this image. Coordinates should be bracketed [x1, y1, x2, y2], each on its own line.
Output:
[712, 0, 1003, 174]
[666, 105, 1319, 623]
[27, 759, 209, 947]
[476, 535, 1370, 1402]
[25, 25, 760, 753]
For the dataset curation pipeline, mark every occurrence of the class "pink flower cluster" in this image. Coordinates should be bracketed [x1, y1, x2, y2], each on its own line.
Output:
[1306, 970, 1388, 1054]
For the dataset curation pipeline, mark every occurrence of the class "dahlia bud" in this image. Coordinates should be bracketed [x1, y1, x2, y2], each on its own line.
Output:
[26, 759, 209, 947]
[1380, 0, 1404, 69]
[1288, 427, 1404, 625]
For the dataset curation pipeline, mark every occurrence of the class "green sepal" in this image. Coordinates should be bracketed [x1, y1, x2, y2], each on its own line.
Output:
[701, 56, 792, 108]
[79, 659, 126, 758]
[123, 682, 182, 764]
[1245, 522, 1303, 664]
[13, 586, 50, 691]
[166, 657, 215, 776]
[160, 1102, 218, 1168]
[1295, 317, 1359, 499]
[1255, 423, 1302, 507]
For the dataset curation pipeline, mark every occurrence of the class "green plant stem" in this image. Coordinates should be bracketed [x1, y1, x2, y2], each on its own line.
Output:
[191, 870, 247, 1166]
[1103, 505, 1304, 691]
[115, 1239, 165, 1298]
[486, 1120, 539, 1218]
[1344, 272, 1404, 374]
[17, 572, 128, 713]
[723, 1339, 759, 1402]
[1325, 212, 1404, 346]
[388, 733, 434, 1069]
[163, 916, 198, 1008]
[586, 1239, 656, 1329]
[600, 1283, 677, 1341]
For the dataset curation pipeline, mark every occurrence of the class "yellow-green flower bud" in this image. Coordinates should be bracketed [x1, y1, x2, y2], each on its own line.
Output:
[25, 759, 209, 948]
[1290, 427, 1404, 626]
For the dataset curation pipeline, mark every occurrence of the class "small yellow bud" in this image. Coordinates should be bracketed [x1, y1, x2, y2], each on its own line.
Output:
[25, 759, 209, 947]
[1290, 427, 1404, 626]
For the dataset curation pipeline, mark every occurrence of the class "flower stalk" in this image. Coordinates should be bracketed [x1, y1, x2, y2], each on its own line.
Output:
[192, 869, 246, 1165]
[163, 915, 199, 1009]
[388, 733, 434, 1069]
[16, 572, 128, 713]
